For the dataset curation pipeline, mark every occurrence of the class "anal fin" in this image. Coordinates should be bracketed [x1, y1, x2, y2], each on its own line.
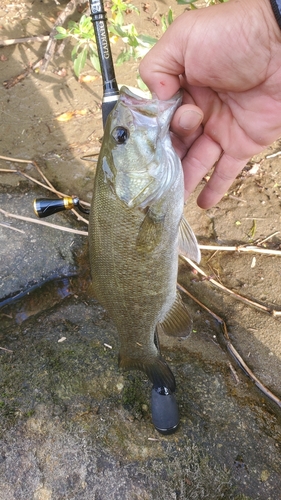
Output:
[159, 291, 192, 338]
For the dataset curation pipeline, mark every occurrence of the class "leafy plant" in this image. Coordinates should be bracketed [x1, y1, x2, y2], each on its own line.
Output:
[110, 0, 139, 26]
[177, 0, 228, 5]
[109, 7, 174, 67]
[109, 23, 157, 65]
[55, 14, 101, 76]
[55, 1, 174, 80]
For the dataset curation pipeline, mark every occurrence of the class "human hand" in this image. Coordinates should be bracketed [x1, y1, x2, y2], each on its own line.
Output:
[139, 0, 281, 208]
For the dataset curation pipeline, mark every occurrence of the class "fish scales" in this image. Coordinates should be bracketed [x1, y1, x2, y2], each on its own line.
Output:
[89, 86, 200, 391]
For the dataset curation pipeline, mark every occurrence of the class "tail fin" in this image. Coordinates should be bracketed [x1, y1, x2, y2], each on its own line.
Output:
[118, 353, 176, 392]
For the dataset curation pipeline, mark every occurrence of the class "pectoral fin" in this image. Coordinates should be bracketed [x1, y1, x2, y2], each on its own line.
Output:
[178, 216, 201, 263]
[159, 292, 192, 338]
[136, 209, 165, 253]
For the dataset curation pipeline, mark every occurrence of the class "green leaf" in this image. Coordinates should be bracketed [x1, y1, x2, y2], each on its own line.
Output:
[89, 51, 101, 73]
[115, 11, 124, 26]
[55, 26, 68, 39]
[116, 50, 131, 65]
[136, 34, 157, 47]
[56, 26, 67, 34]
[161, 16, 167, 32]
[177, 0, 197, 4]
[167, 8, 174, 25]
[55, 32, 68, 40]
[68, 20, 78, 30]
[109, 24, 127, 37]
[79, 14, 91, 30]
[134, 45, 150, 59]
[71, 44, 79, 60]
[73, 46, 88, 77]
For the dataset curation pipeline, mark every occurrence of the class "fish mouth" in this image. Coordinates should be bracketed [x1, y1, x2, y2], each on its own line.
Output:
[118, 86, 183, 121]
[119, 85, 182, 106]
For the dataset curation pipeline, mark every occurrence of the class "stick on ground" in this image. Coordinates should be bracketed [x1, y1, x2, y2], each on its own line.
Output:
[177, 283, 281, 410]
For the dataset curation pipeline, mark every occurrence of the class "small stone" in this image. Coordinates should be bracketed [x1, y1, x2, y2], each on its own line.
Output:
[260, 469, 270, 482]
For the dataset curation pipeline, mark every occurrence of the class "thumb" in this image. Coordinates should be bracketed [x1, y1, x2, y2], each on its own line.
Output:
[139, 24, 185, 100]
[171, 104, 203, 136]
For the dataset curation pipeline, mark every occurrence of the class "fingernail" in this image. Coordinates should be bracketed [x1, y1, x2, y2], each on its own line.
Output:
[179, 110, 202, 131]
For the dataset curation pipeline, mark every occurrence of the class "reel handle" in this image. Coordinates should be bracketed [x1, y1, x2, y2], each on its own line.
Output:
[33, 197, 89, 218]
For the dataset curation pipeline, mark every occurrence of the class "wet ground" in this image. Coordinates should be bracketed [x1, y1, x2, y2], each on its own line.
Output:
[1, 1, 281, 499]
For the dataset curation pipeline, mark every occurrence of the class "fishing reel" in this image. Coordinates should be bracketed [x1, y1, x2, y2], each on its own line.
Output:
[33, 196, 90, 218]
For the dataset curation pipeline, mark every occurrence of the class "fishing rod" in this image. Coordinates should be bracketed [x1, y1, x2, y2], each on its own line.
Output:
[34, 0, 119, 218]
[89, 0, 119, 128]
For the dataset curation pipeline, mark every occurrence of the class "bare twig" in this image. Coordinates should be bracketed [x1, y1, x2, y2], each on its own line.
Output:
[0, 222, 25, 234]
[40, 0, 81, 72]
[181, 255, 281, 317]
[0, 35, 49, 47]
[227, 194, 247, 203]
[0, 346, 13, 353]
[0, 155, 34, 164]
[0, 155, 90, 224]
[3, 67, 32, 89]
[199, 244, 281, 257]
[228, 362, 240, 384]
[266, 151, 281, 158]
[0, 167, 64, 194]
[178, 283, 281, 409]
[256, 231, 280, 245]
[0, 208, 88, 236]
[0, 155, 91, 206]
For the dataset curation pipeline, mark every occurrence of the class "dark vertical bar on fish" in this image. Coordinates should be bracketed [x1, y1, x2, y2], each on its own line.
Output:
[89, 0, 119, 128]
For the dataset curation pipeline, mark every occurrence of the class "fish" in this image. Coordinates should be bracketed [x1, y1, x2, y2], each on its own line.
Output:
[88, 86, 200, 433]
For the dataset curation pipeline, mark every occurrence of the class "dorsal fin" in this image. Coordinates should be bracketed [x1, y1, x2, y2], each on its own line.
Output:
[159, 292, 192, 338]
[178, 216, 201, 263]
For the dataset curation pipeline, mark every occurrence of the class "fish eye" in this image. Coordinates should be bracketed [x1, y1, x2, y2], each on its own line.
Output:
[112, 126, 129, 144]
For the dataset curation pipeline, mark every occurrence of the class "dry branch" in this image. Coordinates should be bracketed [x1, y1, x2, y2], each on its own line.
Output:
[0, 346, 13, 353]
[0, 222, 25, 234]
[181, 255, 281, 317]
[178, 283, 281, 410]
[0, 35, 49, 47]
[0, 208, 88, 236]
[0, 155, 90, 225]
[40, 0, 81, 72]
[199, 243, 281, 257]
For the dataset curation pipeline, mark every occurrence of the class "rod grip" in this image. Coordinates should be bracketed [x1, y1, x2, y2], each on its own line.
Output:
[34, 197, 75, 218]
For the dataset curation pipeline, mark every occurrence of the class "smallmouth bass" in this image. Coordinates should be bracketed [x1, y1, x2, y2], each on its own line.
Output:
[89, 87, 200, 433]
